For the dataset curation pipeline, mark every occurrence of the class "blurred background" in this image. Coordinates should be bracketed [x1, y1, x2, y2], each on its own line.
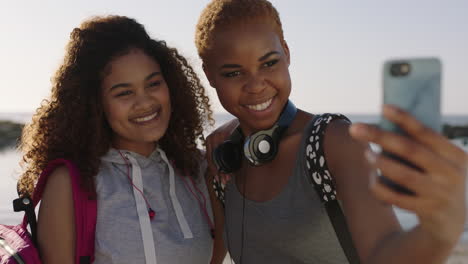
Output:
[0, 0, 467, 261]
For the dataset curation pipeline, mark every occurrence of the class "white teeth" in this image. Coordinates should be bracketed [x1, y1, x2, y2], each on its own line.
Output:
[134, 111, 158, 123]
[246, 98, 273, 111]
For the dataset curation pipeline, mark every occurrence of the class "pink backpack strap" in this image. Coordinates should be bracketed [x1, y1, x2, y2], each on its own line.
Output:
[30, 159, 97, 264]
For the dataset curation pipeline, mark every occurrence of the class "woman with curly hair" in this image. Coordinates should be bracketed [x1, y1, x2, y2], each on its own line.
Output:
[17, 15, 222, 264]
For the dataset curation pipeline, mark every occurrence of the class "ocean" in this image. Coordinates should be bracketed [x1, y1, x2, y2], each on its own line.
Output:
[2, 112, 468, 126]
[0, 112, 467, 243]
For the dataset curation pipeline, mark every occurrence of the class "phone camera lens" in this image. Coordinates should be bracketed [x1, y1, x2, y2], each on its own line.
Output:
[400, 64, 410, 74]
[390, 63, 411, 77]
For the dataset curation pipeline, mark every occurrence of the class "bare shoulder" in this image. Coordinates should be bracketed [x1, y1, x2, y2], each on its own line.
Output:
[43, 166, 72, 194]
[38, 165, 75, 263]
[323, 118, 355, 145]
[322, 118, 376, 201]
[323, 119, 367, 177]
[39, 164, 74, 224]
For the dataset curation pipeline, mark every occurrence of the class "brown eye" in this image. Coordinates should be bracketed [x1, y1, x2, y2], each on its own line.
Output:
[149, 81, 162, 87]
[263, 59, 279, 68]
[223, 71, 241, 78]
[116, 90, 132, 97]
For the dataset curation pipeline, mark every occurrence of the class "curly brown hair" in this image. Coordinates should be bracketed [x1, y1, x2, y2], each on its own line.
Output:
[195, 0, 284, 60]
[18, 15, 213, 197]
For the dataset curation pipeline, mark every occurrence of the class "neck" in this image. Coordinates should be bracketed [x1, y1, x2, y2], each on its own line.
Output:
[112, 140, 157, 157]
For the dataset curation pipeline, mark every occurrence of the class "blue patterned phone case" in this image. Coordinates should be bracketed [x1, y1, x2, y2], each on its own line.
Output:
[379, 58, 442, 195]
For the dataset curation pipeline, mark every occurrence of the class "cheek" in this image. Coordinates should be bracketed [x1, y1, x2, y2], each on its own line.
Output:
[152, 85, 171, 108]
[216, 87, 237, 107]
[103, 98, 128, 128]
[273, 67, 291, 90]
[282, 71, 292, 88]
[162, 86, 172, 105]
[214, 78, 238, 99]
[163, 91, 172, 117]
[216, 91, 240, 116]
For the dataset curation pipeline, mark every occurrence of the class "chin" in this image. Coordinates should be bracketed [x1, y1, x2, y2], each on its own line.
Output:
[146, 133, 166, 143]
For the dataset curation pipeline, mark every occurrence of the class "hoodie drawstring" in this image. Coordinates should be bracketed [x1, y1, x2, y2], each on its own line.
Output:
[117, 148, 195, 264]
[156, 148, 194, 239]
[124, 154, 158, 264]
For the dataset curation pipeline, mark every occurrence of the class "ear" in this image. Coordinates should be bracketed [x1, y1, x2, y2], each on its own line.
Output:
[202, 63, 216, 88]
[281, 39, 291, 66]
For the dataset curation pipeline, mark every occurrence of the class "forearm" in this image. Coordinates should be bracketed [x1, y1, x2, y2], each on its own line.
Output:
[205, 170, 227, 264]
[365, 226, 457, 264]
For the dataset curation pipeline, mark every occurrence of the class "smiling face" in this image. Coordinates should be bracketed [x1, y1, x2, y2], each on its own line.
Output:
[203, 21, 291, 135]
[101, 48, 171, 156]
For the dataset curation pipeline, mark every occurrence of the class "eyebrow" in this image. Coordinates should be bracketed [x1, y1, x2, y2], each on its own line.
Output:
[109, 71, 161, 91]
[258, 51, 279, 61]
[219, 51, 280, 70]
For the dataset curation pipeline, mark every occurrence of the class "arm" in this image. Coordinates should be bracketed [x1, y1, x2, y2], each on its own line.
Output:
[324, 119, 402, 263]
[37, 166, 75, 264]
[348, 105, 467, 264]
[205, 169, 227, 264]
[326, 106, 467, 264]
[205, 119, 239, 263]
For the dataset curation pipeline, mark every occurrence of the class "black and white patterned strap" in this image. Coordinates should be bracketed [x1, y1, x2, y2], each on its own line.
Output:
[305, 113, 361, 264]
[304, 113, 349, 203]
[213, 176, 226, 207]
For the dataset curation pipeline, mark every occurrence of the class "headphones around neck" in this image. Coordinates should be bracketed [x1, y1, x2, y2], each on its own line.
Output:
[213, 100, 297, 173]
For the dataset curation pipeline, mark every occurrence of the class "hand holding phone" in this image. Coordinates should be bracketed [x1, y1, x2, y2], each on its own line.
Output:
[379, 58, 442, 195]
[350, 57, 467, 252]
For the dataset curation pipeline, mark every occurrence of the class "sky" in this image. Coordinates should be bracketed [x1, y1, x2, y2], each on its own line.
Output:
[0, 0, 467, 115]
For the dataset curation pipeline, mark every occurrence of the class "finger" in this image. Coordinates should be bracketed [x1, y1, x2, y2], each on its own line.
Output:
[371, 178, 422, 212]
[376, 153, 458, 203]
[372, 175, 461, 223]
[371, 176, 447, 216]
[373, 152, 432, 196]
[383, 105, 468, 168]
[351, 123, 457, 179]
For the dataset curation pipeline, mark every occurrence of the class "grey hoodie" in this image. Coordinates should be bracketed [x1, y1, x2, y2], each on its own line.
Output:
[93, 148, 213, 264]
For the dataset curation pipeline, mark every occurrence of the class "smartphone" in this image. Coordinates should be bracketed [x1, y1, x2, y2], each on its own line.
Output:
[379, 57, 442, 195]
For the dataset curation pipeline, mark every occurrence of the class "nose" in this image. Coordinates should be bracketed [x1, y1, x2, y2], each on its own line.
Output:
[243, 73, 266, 94]
[133, 89, 155, 110]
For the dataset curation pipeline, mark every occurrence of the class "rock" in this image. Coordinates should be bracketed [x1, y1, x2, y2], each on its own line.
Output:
[0, 121, 24, 150]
